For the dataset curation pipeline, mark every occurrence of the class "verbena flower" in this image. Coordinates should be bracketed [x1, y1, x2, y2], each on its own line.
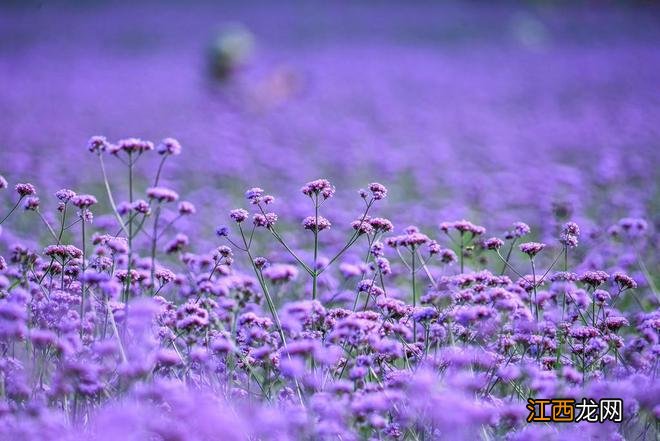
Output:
[87, 135, 109, 154]
[146, 187, 179, 203]
[111, 138, 154, 155]
[301, 179, 335, 199]
[519, 242, 546, 257]
[483, 237, 503, 250]
[71, 194, 98, 209]
[15, 183, 36, 197]
[157, 138, 182, 156]
[302, 215, 331, 232]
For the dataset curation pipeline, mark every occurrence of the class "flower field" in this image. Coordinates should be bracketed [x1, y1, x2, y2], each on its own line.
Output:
[0, 1, 658, 440]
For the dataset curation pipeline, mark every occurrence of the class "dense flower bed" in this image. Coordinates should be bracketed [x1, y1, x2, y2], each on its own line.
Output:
[0, 138, 657, 440]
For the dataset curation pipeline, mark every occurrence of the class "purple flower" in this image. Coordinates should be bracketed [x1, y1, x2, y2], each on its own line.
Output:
[178, 201, 196, 215]
[483, 237, 504, 250]
[157, 137, 182, 155]
[245, 187, 265, 204]
[55, 188, 76, 202]
[253, 212, 277, 228]
[23, 196, 39, 210]
[132, 199, 151, 214]
[146, 186, 179, 203]
[351, 217, 374, 234]
[505, 222, 531, 239]
[71, 194, 98, 209]
[302, 215, 331, 232]
[412, 306, 437, 323]
[613, 272, 637, 290]
[442, 220, 486, 236]
[368, 182, 387, 200]
[579, 270, 609, 288]
[165, 233, 189, 253]
[229, 208, 249, 223]
[15, 183, 36, 197]
[369, 217, 394, 232]
[301, 179, 335, 199]
[111, 137, 154, 154]
[262, 264, 298, 283]
[519, 242, 546, 257]
[87, 135, 109, 154]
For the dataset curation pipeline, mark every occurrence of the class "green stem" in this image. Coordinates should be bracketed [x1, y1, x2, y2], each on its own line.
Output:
[530, 258, 538, 322]
[0, 197, 23, 225]
[150, 206, 161, 295]
[412, 247, 417, 342]
[99, 155, 128, 235]
[312, 195, 319, 301]
[80, 215, 86, 338]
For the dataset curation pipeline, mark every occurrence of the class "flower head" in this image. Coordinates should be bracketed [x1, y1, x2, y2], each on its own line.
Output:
[157, 138, 182, 156]
[370, 217, 394, 232]
[146, 187, 179, 203]
[441, 220, 485, 236]
[301, 179, 335, 199]
[55, 189, 76, 203]
[367, 182, 387, 200]
[483, 237, 504, 250]
[580, 270, 609, 288]
[71, 194, 98, 209]
[15, 183, 36, 197]
[613, 272, 637, 290]
[178, 201, 196, 215]
[505, 222, 530, 239]
[253, 212, 277, 228]
[23, 197, 40, 211]
[230, 208, 249, 223]
[111, 138, 154, 155]
[560, 221, 580, 248]
[131, 199, 151, 215]
[519, 242, 546, 257]
[302, 216, 331, 232]
[245, 187, 265, 204]
[87, 136, 110, 154]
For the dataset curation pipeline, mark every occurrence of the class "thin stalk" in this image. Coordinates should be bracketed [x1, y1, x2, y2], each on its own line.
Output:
[412, 247, 417, 342]
[80, 215, 87, 338]
[312, 195, 319, 301]
[0, 197, 23, 225]
[37, 211, 58, 242]
[153, 155, 167, 187]
[495, 251, 525, 279]
[500, 238, 517, 275]
[98, 155, 128, 235]
[530, 258, 538, 321]
[150, 206, 161, 295]
[459, 232, 465, 273]
[124, 152, 134, 304]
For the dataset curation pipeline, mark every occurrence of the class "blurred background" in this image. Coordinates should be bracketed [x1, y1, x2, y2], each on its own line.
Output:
[0, 0, 659, 246]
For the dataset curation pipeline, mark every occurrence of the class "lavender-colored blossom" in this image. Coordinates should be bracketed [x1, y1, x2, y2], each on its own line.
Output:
[519, 242, 546, 257]
[157, 137, 182, 156]
[302, 215, 331, 232]
[146, 186, 179, 203]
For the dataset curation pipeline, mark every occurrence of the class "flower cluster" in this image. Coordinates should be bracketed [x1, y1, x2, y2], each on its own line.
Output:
[0, 138, 656, 441]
